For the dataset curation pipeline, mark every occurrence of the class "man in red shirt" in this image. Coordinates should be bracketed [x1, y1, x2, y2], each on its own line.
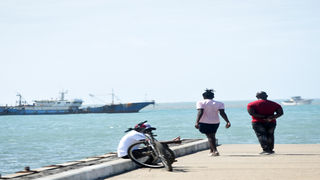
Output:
[247, 91, 283, 154]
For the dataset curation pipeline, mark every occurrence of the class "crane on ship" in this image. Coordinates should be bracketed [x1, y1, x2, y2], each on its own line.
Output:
[89, 89, 121, 105]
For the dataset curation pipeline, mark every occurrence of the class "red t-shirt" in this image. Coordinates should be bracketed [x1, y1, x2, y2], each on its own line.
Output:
[247, 100, 282, 123]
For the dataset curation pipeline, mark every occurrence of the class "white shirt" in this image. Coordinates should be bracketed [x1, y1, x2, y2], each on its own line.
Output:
[196, 99, 224, 124]
[117, 130, 146, 157]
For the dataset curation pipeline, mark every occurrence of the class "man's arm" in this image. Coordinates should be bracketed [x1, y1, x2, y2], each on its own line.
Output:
[219, 109, 231, 128]
[195, 109, 203, 129]
[267, 107, 284, 120]
[247, 107, 267, 119]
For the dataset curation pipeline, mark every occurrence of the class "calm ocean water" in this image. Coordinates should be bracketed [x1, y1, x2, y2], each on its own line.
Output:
[1, 100, 320, 175]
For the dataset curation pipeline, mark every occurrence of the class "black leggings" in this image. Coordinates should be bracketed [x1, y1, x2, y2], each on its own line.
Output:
[252, 122, 276, 152]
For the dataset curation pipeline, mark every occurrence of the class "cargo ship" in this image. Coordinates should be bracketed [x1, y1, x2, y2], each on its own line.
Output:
[0, 92, 155, 115]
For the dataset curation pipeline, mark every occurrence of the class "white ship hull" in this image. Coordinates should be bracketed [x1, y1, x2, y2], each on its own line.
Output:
[281, 96, 313, 106]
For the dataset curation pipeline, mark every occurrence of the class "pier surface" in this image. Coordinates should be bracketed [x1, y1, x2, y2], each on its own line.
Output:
[108, 144, 320, 180]
[2, 143, 319, 180]
[1, 139, 208, 180]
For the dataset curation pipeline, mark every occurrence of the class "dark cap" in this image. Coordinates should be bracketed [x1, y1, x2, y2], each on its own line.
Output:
[134, 123, 151, 132]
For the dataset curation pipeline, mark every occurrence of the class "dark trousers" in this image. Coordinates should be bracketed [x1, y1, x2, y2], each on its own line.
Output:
[252, 122, 276, 152]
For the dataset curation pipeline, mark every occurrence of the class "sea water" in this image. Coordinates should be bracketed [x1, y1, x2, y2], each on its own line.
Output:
[1, 100, 320, 175]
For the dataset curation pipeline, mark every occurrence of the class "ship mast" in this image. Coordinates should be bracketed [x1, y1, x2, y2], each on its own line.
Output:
[110, 89, 121, 104]
[16, 93, 22, 106]
[60, 90, 68, 101]
[111, 89, 114, 105]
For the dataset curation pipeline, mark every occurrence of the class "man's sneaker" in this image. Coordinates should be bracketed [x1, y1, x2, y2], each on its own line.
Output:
[267, 150, 275, 154]
[259, 151, 271, 155]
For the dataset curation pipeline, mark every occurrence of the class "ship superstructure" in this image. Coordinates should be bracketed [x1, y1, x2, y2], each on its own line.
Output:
[0, 92, 83, 115]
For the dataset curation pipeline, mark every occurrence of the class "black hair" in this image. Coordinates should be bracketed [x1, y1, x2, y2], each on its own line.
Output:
[256, 91, 268, 100]
[202, 89, 214, 99]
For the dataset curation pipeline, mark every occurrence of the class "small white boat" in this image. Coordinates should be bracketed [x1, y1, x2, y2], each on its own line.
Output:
[281, 96, 313, 106]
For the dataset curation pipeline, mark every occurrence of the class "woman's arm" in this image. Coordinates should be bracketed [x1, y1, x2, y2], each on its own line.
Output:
[195, 109, 203, 129]
[219, 109, 231, 128]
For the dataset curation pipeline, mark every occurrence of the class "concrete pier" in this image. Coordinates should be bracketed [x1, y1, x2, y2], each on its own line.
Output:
[2, 143, 319, 180]
[108, 144, 320, 180]
[1, 139, 209, 180]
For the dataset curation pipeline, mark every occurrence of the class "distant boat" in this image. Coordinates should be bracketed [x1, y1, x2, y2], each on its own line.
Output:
[281, 96, 313, 106]
[0, 92, 155, 115]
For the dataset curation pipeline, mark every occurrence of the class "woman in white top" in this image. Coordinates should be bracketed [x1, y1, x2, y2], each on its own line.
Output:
[195, 89, 231, 156]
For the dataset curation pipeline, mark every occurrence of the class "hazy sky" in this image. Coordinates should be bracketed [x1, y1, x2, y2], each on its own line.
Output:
[0, 0, 319, 104]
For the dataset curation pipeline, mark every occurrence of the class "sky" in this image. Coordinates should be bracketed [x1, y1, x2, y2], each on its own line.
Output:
[0, 0, 319, 105]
